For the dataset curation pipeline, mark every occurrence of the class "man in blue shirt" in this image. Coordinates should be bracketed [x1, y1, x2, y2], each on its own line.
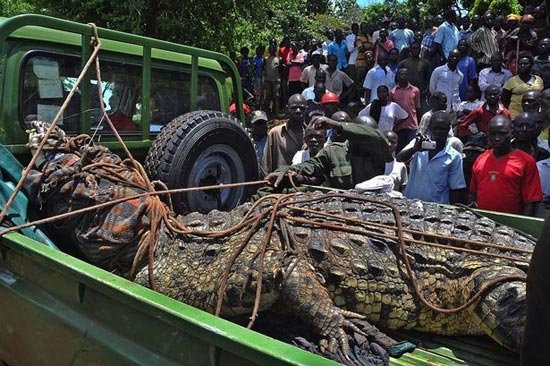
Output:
[396, 111, 466, 204]
[390, 15, 414, 52]
[327, 29, 349, 71]
[434, 9, 460, 63]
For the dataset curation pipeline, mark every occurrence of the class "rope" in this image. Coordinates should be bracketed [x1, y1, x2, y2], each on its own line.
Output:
[0, 23, 102, 227]
[0, 34, 533, 318]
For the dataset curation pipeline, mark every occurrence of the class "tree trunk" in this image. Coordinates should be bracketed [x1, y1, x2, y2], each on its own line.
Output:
[144, 0, 160, 38]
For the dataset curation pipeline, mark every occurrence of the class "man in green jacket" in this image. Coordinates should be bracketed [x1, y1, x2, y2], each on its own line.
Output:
[265, 115, 392, 190]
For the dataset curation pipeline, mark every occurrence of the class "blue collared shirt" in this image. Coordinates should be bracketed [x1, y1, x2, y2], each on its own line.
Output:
[433, 21, 459, 58]
[390, 28, 414, 51]
[327, 40, 349, 70]
[404, 139, 466, 204]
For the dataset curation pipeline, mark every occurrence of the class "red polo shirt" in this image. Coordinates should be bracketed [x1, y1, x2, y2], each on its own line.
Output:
[471, 149, 542, 214]
[458, 102, 511, 138]
[390, 83, 421, 131]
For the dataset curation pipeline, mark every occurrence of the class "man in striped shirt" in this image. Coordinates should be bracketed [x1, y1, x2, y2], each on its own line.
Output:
[468, 12, 499, 71]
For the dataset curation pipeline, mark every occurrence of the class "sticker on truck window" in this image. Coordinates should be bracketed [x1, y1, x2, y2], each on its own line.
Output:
[37, 104, 63, 125]
[38, 79, 63, 99]
[32, 58, 60, 80]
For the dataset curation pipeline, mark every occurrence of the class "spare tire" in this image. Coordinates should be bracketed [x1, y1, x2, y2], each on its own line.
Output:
[145, 110, 259, 214]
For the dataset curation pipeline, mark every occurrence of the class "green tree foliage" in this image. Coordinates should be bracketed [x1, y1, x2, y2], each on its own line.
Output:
[0, 0, 362, 53]
[0, 0, 37, 16]
[469, 0, 522, 16]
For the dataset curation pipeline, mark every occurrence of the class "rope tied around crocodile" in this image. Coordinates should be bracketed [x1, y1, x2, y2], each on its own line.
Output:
[0, 24, 530, 329]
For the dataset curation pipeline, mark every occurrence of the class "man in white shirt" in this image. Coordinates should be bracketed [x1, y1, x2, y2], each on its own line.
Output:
[345, 23, 360, 101]
[291, 124, 327, 165]
[300, 51, 328, 88]
[383, 130, 408, 192]
[363, 52, 394, 103]
[358, 85, 408, 132]
[302, 69, 327, 100]
[429, 48, 463, 112]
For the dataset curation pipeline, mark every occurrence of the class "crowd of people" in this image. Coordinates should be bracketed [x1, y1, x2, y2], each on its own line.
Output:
[231, 2, 550, 219]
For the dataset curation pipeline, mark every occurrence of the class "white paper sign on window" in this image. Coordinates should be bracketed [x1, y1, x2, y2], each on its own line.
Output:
[37, 104, 63, 125]
[38, 79, 63, 99]
[33, 59, 60, 80]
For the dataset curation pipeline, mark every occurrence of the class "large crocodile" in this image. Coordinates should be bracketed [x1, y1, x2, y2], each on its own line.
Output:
[20, 123, 533, 364]
[133, 191, 531, 356]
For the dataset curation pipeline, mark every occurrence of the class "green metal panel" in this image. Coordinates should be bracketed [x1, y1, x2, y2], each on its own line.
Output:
[0, 14, 244, 119]
[0, 232, 339, 366]
[474, 209, 544, 239]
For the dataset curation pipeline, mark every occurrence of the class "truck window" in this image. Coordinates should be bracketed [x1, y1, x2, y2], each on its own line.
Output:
[91, 62, 142, 134]
[22, 54, 221, 135]
[148, 71, 221, 133]
[21, 54, 82, 133]
[149, 68, 191, 132]
[197, 75, 220, 111]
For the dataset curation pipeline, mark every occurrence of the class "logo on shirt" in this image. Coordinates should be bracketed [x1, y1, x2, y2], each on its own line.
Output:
[489, 171, 498, 182]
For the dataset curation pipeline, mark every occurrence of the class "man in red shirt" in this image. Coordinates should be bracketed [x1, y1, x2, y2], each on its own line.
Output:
[390, 68, 421, 151]
[458, 84, 510, 142]
[470, 115, 542, 215]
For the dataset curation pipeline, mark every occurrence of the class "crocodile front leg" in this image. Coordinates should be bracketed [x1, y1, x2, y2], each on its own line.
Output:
[280, 258, 395, 362]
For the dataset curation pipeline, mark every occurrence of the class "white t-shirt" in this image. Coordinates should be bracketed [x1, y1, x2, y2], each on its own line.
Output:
[384, 159, 408, 191]
[358, 102, 408, 132]
[292, 149, 311, 165]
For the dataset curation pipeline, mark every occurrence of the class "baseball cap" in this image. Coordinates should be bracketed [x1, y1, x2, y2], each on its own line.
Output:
[250, 110, 268, 124]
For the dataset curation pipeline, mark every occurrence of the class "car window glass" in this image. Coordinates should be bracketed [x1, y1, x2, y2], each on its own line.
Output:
[91, 62, 142, 134]
[21, 55, 81, 133]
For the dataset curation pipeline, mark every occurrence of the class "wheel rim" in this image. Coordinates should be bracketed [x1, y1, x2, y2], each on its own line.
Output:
[185, 144, 246, 213]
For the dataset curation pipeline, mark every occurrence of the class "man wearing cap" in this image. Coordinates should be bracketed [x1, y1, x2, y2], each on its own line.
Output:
[300, 51, 328, 88]
[249, 110, 269, 165]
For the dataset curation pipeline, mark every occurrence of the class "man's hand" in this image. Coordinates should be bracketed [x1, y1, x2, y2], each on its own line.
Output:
[312, 116, 342, 132]
[265, 171, 287, 188]
[413, 135, 427, 151]
[265, 170, 303, 188]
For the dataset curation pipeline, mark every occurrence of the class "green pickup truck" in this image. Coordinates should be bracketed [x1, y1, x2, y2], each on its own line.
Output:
[0, 14, 543, 366]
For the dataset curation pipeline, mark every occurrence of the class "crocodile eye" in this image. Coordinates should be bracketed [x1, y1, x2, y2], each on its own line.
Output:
[308, 240, 328, 261]
[205, 244, 220, 257]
